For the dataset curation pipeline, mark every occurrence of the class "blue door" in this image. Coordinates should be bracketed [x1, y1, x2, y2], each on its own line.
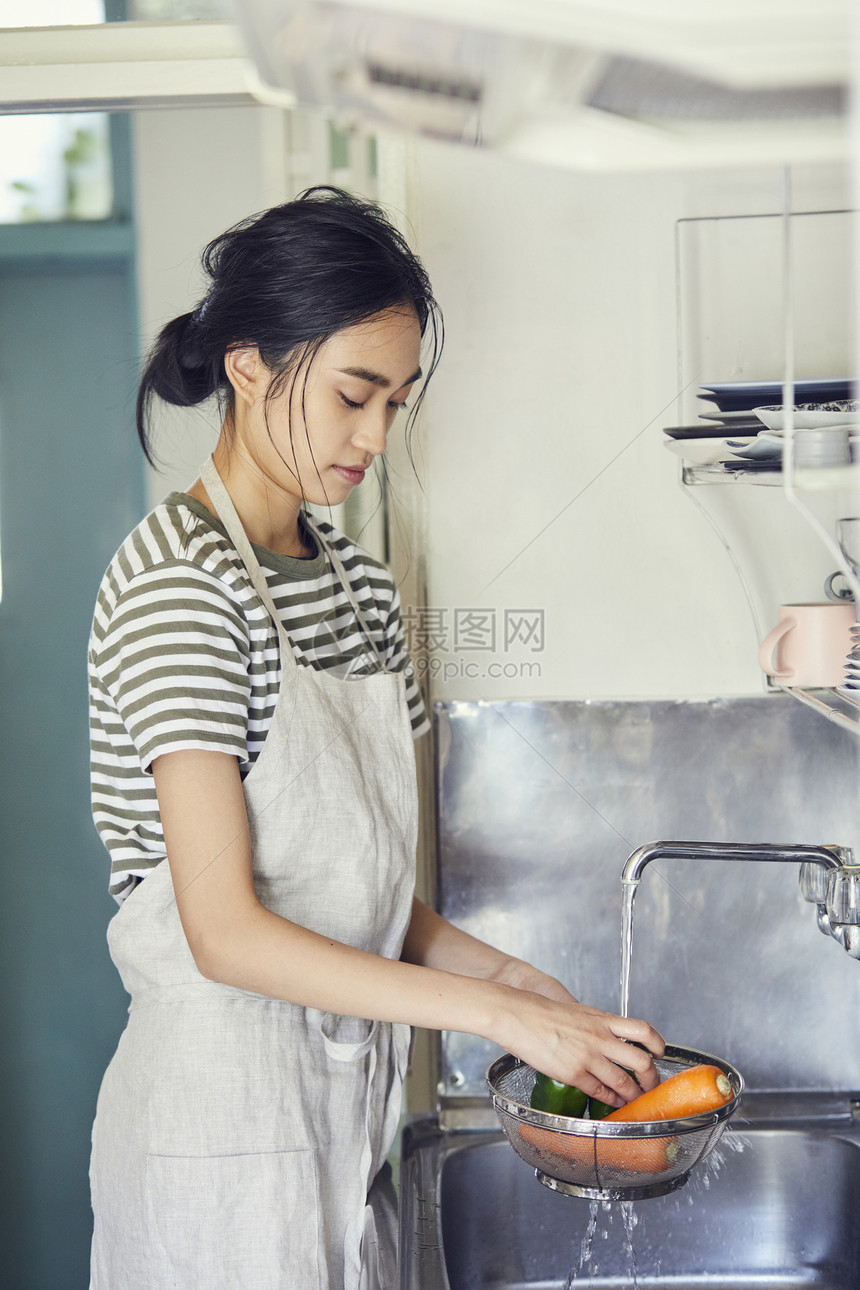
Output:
[0, 119, 143, 1290]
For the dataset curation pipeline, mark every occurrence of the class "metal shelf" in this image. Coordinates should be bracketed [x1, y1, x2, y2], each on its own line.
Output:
[772, 682, 860, 735]
[682, 463, 860, 490]
[674, 201, 859, 739]
[677, 461, 860, 738]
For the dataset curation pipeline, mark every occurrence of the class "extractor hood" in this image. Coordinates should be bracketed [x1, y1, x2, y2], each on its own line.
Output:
[231, 0, 852, 170]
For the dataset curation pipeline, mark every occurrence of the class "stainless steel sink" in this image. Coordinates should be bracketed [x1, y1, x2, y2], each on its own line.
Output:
[399, 1106, 860, 1289]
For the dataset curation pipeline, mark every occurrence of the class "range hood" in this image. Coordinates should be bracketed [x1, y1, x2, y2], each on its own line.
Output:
[231, 0, 852, 170]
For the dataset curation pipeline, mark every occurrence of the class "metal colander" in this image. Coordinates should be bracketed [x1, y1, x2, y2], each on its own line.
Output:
[486, 1044, 743, 1201]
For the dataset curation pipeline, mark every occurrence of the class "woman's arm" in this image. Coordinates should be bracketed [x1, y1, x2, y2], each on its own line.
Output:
[401, 897, 577, 1004]
[153, 748, 663, 1106]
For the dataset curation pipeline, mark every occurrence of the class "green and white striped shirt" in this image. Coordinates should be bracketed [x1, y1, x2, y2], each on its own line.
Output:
[88, 492, 428, 904]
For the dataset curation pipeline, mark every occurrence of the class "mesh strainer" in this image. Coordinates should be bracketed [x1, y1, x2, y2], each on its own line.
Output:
[486, 1044, 743, 1201]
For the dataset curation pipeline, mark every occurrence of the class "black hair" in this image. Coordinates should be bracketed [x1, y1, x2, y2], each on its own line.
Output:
[135, 186, 443, 474]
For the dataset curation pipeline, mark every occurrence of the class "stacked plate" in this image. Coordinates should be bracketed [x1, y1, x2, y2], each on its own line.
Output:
[841, 623, 860, 692]
[698, 378, 855, 423]
[663, 378, 858, 472]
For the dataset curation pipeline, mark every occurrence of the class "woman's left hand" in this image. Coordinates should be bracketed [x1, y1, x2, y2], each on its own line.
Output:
[489, 956, 580, 1007]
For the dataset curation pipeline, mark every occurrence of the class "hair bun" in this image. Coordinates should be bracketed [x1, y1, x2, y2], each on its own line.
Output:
[138, 311, 220, 428]
[180, 313, 208, 370]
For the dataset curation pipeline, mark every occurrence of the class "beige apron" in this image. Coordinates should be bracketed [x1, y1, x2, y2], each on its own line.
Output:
[89, 456, 417, 1289]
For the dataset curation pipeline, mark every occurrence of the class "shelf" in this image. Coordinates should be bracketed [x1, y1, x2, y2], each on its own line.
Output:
[773, 682, 860, 736]
[674, 206, 859, 739]
[682, 464, 783, 486]
[682, 463, 860, 490]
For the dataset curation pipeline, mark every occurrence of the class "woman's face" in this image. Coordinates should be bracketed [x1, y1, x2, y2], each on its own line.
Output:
[241, 306, 423, 508]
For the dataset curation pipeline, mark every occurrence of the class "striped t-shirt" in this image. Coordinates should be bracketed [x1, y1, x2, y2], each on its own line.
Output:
[88, 492, 428, 904]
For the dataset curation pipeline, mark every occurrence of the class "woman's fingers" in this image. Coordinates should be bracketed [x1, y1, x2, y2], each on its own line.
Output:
[609, 1015, 666, 1059]
[562, 1053, 643, 1107]
[605, 1021, 666, 1092]
[594, 1057, 649, 1103]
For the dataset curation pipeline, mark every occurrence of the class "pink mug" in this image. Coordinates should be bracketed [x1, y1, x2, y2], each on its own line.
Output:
[759, 602, 857, 688]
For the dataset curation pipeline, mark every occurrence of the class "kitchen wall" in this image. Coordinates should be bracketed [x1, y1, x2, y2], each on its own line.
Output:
[387, 142, 854, 703]
[133, 104, 292, 502]
[133, 108, 855, 707]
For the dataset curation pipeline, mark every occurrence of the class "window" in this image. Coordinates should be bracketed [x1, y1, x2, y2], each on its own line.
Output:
[0, 1, 114, 224]
[0, 114, 113, 223]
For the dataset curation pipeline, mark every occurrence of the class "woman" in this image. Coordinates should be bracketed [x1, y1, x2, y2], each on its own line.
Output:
[88, 187, 663, 1289]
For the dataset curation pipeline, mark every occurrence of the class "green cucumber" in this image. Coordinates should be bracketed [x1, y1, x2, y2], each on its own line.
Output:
[587, 1096, 615, 1120]
[530, 1072, 588, 1118]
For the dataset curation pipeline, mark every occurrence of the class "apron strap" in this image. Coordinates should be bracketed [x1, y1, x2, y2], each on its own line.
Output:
[302, 512, 387, 670]
[200, 455, 389, 673]
[200, 455, 296, 665]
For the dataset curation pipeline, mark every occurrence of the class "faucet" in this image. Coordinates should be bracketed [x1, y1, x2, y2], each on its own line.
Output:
[621, 841, 860, 960]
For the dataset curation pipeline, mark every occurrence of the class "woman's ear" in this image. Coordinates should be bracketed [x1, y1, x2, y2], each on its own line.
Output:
[224, 346, 264, 408]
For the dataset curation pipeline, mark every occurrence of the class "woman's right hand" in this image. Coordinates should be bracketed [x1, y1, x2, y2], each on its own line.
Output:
[495, 988, 665, 1110]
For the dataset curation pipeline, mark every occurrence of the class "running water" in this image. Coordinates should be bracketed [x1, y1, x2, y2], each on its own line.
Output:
[567, 1200, 642, 1289]
[569, 1200, 600, 1285]
[620, 1201, 640, 1288]
[620, 879, 639, 1018]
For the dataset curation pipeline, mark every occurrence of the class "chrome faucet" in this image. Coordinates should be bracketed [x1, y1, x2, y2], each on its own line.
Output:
[621, 841, 860, 960]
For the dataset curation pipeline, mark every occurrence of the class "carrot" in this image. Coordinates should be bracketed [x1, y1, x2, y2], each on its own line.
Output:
[605, 1064, 733, 1123]
[518, 1121, 678, 1175]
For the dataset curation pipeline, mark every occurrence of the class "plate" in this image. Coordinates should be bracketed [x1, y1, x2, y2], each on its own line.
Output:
[724, 436, 783, 461]
[701, 378, 854, 392]
[719, 458, 782, 474]
[753, 404, 860, 431]
[664, 423, 756, 440]
[699, 379, 855, 412]
[663, 437, 753, 466]
[698, 408, 771, 424]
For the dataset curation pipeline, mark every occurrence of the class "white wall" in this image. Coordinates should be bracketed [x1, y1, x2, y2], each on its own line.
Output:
[133, 105, 291, 506]
[396, 142, 854, 702]
[132, 109, 855, 706]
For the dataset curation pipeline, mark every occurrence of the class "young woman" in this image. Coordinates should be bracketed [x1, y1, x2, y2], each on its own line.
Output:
[88, 187, 663, 1289]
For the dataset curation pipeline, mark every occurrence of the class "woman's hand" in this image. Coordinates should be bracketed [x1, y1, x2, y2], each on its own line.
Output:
[485, 954, 579, 1007]
[494, 987, 664, 1109]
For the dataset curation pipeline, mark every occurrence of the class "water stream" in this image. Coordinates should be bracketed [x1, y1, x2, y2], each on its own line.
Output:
[619, 1202, 640, 1286]
[566, 1199, 641, 1288]
[619, 879, 639, 1018]
[562, 880, 643, 1287]
[559, 876, 746, 1287]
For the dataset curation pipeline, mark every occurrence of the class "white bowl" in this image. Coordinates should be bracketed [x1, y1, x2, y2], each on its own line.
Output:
[754, 404, 860, 431]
